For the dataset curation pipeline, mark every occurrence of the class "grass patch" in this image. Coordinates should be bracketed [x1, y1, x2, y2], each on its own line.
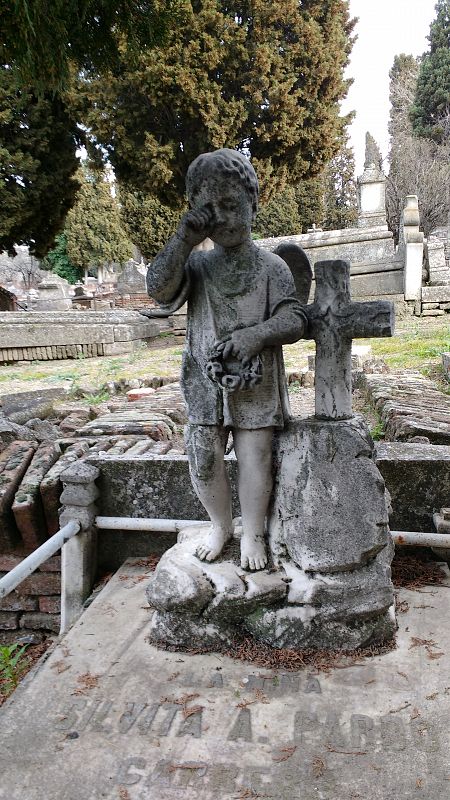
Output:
[0, 317, 447, 396]
[0, 643, 29, 697]
[369, 421, 385, 441]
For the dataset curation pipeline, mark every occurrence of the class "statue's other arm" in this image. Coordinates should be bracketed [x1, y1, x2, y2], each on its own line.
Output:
[146, 205, 214, 304]
[217, 255, 308, 362]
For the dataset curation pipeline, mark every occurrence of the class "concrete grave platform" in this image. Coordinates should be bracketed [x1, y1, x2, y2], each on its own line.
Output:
[1, 560, 450, 799]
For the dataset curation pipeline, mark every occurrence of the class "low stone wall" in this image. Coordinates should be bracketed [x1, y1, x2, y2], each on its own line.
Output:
[1, 438, 449, 639]
[376, 442, 450, 533]
[0, 311, 160, 363]
[421, 284, 450, 316]
[256, 226, 406, 305]
[88, 441, 450, 572]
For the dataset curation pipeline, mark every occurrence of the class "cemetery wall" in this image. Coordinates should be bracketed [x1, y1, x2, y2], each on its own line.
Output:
[256, 226, 406, 306]
[0, 552, 61, 639]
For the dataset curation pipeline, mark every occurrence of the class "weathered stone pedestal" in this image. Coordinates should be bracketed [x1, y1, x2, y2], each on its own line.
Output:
[148, 415, 395, 651]
[247, 415, 395, 649]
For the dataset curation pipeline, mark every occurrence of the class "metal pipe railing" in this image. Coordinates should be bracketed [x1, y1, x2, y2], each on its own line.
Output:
[95, 516, 201, 533]
[0, 520, 81, 600]
[391, 530, 450, 548]
[95, 517, 450, 550]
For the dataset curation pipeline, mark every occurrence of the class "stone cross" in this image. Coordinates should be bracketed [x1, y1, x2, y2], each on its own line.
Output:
[306, 259, 394, 420]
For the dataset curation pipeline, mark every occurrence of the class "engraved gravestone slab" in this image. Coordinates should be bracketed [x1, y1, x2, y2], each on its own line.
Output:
[1, 560, 450, 800]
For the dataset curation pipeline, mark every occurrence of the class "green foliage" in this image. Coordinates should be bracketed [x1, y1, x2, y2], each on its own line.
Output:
[0, 643, 29, 695]
[322, 131, 357, 230]
[369, 421, 385, 441]
[295, 177, 326, 232]
[411, 0, 450, 143]
[78, 0, 355, 206]
[0, 1, 180, 94]
[65, 166, 133, 270]
[255, 187, 302, 239]
[43, 234, 82, 284]
[81, 390, 111, 405]
[119, 188, 183, 260]
[255, 174, 330, 238]
[0, 65, 82, 257]
[255, 154, 357, 238]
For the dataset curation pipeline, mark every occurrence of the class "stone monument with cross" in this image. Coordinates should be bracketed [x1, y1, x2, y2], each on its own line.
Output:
[146, 150, 396, 652]
[253, 259, 396, 648]
[147, 257, 396, 651]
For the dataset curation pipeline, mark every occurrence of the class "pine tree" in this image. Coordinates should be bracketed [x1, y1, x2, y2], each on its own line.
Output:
[64, 167, 133, 273]
[78, 0, 355, 214]
[0, 65, 81, 258]
[411, 0, 450, 143]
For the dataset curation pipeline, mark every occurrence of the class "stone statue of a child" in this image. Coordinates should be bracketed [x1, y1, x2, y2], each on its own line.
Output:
[147, 149, 308, 570]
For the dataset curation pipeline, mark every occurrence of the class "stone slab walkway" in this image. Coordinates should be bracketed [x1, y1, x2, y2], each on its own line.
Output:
[1, 560, 450, 799]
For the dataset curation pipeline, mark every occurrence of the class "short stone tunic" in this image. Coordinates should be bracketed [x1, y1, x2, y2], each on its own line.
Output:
[168, 246, 307, 429]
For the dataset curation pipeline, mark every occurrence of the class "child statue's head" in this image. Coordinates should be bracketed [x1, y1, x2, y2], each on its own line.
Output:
[186, 149, 259, 241]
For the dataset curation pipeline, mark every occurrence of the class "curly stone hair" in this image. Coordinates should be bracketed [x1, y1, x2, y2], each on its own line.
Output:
[186, 148, 259, 214]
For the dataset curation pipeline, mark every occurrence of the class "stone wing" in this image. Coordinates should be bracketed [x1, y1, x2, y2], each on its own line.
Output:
[274, 242, 313, 304]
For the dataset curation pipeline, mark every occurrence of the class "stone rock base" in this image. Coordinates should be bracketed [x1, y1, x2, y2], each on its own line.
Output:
[243, 605, 396, 650]
[147, 523, 396, 652]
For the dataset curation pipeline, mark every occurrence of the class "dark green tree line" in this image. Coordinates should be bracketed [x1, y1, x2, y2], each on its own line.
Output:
[77, 0, 355, 255]
[411, 0, 450, 143]
[0, 67, 82, 257]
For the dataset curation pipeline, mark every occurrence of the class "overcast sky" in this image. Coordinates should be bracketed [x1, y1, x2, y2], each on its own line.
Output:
[342, 0, 437, 175]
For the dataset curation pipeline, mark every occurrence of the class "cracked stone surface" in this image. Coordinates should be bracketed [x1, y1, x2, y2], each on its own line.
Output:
[147, 512, 395, 651]
[269, 415, 391, 573]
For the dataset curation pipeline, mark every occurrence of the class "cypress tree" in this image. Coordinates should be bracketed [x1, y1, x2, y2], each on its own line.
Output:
[0, 1, 178, 93]
[322, 131, 357, 230]
[386, 51, 450, 242]
[43, 234, 82, 284]
[411, 0, 450, 143]
[78, 0, 355, 249]
[0, 66, 81, 257]
[65, 167, 133, 273]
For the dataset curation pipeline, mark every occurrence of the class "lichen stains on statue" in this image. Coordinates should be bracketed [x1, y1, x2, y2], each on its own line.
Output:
[146, 149, 309, 571]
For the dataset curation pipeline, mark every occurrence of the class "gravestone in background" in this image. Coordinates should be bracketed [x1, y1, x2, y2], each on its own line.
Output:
[117, 259, 146, 296]
[34, 272, 72, 311]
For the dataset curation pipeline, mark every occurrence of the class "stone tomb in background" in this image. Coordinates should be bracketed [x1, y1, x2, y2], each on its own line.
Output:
[0, 310, 160, 363]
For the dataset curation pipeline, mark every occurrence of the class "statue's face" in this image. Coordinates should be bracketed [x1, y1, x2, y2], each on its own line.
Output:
[192, 173, 253, 248]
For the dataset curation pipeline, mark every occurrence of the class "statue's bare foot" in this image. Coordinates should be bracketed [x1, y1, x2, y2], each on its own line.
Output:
[196, 526, 232, 562]
[240, 533, 267, 571]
